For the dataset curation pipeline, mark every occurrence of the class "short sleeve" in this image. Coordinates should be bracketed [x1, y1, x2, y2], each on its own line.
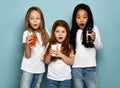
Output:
[93, 25, 103, 49]
[22, 31, 28, 43]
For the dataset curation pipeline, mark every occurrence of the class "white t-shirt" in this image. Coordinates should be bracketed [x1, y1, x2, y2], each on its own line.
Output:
[47, 59, 71, 81]
[72, 25, 103, 68]
[21, 30, 46, 73]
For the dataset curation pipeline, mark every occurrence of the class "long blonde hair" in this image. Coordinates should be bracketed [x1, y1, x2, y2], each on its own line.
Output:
[24, 6, 49, 46]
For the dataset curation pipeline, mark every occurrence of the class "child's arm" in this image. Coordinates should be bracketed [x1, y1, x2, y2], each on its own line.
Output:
[24, 43, 31, 58]
[93, 26, 103, 49]
[43, 54, 51, 64]
[55, 49, 74, 65]
[24, 35, 34, 58]
[61, 52, 74, 65]
[43, 48, 52, 64]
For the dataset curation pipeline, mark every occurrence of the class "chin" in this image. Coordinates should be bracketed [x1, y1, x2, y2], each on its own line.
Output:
[79, 26, 85, 30]
[57, 40, 63, 43]
[81, 27, 85, 30]
[33, 27, 38, 30]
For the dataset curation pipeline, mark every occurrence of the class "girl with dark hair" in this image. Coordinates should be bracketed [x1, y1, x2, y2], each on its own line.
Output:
[43, 20, 74, 88]
[70, 3, 103, 88]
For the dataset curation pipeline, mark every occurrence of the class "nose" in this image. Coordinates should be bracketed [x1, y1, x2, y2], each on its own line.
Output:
[59, 32, 63, 36]
[34, 18, 37, 23]
[80, 18, 83, 22]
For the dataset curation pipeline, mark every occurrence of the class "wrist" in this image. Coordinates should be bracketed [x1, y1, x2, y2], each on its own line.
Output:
[60, 53, 64, 59]
[25, 43, 34, 48]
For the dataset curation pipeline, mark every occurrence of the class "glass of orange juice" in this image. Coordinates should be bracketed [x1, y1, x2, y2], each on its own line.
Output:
[28, 32, 36, 46]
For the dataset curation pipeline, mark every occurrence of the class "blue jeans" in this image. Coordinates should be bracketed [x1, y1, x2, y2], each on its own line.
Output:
[47, 78, 71, 88]
[20, 71, 43, 88]
[72, 67, 98, 88]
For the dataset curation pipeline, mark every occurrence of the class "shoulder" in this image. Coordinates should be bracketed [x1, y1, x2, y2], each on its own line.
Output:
[93, 25, 101, 36]
[22, 30, 30, 39]
[23, 30, 29, 35]
[93, 25, 99, 30]
[93, 25, 100, 32]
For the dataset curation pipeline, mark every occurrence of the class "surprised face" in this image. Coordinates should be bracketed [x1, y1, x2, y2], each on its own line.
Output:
[29, 10, 41, 30]
[76, 9, 88, 30]
[54, 26, 67, 43]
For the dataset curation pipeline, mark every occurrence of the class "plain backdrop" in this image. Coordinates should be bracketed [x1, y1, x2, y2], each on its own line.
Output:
[0, 0, 120, 88]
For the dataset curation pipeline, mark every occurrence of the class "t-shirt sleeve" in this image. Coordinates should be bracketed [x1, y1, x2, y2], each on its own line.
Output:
[93, 25, 103, 49]
[22, 31, 28, 43]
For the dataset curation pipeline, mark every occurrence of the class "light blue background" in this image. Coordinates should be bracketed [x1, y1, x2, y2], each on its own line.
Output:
[0, 0, 120, 88]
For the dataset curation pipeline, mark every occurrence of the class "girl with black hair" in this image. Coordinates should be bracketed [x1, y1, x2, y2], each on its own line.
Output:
[70, 3, 103, 88]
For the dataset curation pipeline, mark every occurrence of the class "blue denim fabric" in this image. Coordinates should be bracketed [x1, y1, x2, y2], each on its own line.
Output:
[47, 78, 71, 88]
[72, 67, 98, 88]
[20, 71, 43, 88]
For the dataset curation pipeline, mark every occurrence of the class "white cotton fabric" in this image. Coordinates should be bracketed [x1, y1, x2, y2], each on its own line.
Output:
[47, 59, 71, 81]
[72, 25, 103, 68]
[21, 30, 46, 73]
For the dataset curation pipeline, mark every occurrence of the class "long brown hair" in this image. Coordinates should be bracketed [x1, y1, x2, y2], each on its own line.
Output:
[24, 6, 49, 46]
[44, 20, 73, 62]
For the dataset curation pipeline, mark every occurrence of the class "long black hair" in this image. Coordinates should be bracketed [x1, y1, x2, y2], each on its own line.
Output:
[70, 3, 94, 52]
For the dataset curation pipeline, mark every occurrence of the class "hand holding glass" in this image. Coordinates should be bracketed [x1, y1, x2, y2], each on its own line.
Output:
[86, 30, 93, 43]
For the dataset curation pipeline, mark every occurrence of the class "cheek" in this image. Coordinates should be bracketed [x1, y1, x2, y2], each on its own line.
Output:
[29, 20, 33, 25]
[54, 33, 57, 37]
[37, 20, 41, 24]
[76, 20, 80, 25]
[85, 19, 88, 24]
[63, 34, 67, 39]
[37, 23, 40, 27]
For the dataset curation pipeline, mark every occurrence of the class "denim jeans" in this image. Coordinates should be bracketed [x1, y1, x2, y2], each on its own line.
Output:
[47, 78, 71, 88]
[20, 71, 43, 88]
[72, 67, 98, 88]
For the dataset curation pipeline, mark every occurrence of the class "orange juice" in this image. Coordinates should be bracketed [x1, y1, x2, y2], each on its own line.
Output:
[29, 35, 36, 46]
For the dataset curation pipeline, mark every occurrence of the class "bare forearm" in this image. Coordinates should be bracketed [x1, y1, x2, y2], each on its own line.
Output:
[44, 54, 51, 64]
[24, 43, 31, 58]
[60, 54, 74, 65]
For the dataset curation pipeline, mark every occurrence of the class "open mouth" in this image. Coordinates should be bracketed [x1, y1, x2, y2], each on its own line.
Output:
[34, 24, 37, 26]
[58, 37, 63, 39]
[80, 23, 84, 26]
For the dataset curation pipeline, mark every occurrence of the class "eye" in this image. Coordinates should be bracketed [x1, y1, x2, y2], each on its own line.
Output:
[30, 17, 34, 20]
[36, 17, 40, 20]
[62, 31, 65, 33]
[76, 16, 80, 19]
[55, 30, 59, 33]
[83, 16, 87, 19]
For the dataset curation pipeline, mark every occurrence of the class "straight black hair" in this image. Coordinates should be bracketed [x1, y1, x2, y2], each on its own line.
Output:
[70, 3, 94, 52]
